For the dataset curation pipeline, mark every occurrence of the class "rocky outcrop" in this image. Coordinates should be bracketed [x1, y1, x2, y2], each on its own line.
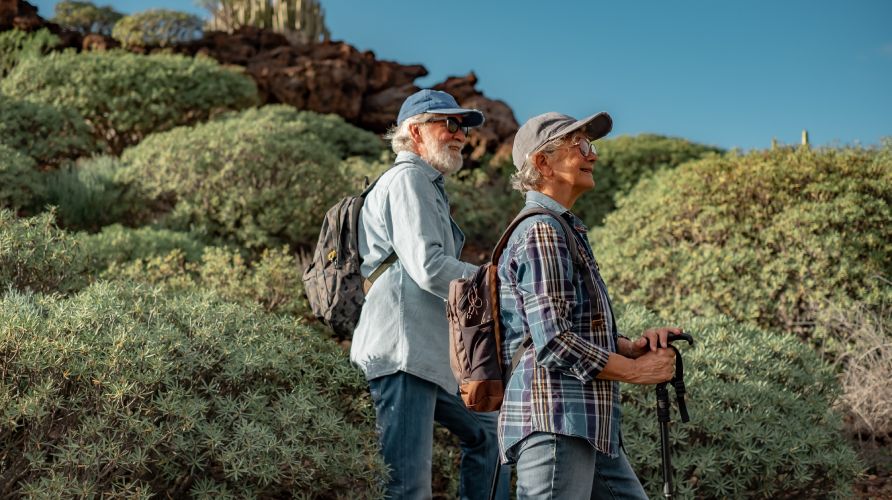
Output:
[177, 27, 430, 131]
[82, 33, 118, 51]
[3, 3, 518, 163]
[0, 0, 82, 47]
[0, 0, 39, 31]
[434, 73, 517, 164]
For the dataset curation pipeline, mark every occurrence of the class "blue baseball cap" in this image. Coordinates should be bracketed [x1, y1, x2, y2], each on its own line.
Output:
[396, 89, 485, 127]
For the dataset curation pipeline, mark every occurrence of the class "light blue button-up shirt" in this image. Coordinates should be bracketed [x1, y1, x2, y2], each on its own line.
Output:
[350, 151, 476, 392]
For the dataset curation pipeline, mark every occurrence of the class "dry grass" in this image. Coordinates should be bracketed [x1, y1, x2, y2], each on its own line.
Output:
[825, 300, 892, 439]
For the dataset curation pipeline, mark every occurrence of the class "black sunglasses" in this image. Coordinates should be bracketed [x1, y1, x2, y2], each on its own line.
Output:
[424, 116, 470, 135]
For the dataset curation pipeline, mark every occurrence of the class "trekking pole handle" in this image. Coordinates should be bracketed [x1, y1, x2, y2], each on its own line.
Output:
[664, 332, 693, 347]
[644, 331, 694, 350]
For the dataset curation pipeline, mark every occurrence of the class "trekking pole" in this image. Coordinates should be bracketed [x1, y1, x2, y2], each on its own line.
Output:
[652, 332, 693, 499]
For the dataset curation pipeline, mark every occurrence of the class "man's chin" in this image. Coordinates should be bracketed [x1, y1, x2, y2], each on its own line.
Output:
[428, 153, 463, 176]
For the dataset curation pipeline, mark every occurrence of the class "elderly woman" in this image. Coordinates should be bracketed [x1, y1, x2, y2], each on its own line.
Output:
[497, 111, 682, 499]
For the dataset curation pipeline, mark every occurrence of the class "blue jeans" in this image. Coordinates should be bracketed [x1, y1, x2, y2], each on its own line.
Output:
[509, 432, 647, 500]
[369, 372, 504, 500]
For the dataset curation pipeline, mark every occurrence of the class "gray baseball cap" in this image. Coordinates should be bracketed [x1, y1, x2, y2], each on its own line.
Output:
[511, 111, 613, 170]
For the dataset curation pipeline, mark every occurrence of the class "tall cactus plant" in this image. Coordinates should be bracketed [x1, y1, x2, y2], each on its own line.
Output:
[200, 0, 329, 43]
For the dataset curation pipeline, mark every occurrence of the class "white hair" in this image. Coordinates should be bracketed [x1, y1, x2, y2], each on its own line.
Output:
[510, 134, 574, 193]
[383, 112, 437, 154]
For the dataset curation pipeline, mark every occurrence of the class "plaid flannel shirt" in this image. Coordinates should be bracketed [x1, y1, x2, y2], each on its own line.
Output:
[496, 191, 622, 462]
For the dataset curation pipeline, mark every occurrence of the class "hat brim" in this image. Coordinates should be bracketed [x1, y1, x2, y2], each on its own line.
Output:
[560, 112, 613, 141]
[428, 108, 486, 128]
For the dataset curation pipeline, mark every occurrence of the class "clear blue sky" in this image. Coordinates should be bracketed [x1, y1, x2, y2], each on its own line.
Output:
[32, 0, 892, 150]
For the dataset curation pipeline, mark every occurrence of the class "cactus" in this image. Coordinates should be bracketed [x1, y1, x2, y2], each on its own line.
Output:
[201, 0, 329, 43]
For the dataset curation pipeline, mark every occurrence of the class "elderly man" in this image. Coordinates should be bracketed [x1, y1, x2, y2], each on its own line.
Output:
[497, 111, 683, 499]
[351, 89, 501, 499]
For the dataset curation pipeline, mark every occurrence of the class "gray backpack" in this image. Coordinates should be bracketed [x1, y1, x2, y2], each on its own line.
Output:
[302, 178, 395, 338]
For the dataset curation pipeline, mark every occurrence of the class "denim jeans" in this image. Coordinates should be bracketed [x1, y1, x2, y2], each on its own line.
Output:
[509, 432, 647, 500]
[369, 372, 503, 500]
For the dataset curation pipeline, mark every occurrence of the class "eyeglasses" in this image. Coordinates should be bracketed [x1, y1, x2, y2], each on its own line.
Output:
[561, 138, 597, 158]
[423, 116, 470, 135]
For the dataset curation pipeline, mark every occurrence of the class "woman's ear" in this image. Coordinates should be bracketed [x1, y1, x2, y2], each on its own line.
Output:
[533, 152, 552, 178]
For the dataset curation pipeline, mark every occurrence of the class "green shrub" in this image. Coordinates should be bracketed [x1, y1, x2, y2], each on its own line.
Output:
[0, 146, 44, 214]
[447, 163, 522, 262]
[575, 134, 721, 226]
[0, 281, 386, 498]
[119, 105, 384, 250]
[617, 304, 860, 498]
[76, 224, 207, 272]
[0, 210, 87, 294]
[53, 0, 123, 35]
[1, 51, 258, 154]
[0, 94, 97, 167]
[198, 246, 310, 318]
[594, 145, 892, 344]
[216, 105, 386, 161]
[43, 156, 139, 231]
[78, 223, 310, 318]
[111, 9, 203, 48]
[100, 246, 310, 319]
[0, 28, 59, 78]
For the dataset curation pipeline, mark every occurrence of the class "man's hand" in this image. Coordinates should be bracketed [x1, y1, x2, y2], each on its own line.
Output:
[629, 348, 676, 384]
[626, 326, 684, 359]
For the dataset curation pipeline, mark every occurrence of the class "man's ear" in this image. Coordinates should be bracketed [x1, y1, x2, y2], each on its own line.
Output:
[409, 123, 424, 145]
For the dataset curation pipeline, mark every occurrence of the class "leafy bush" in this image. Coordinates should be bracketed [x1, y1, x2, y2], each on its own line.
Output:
[216, 105, 386, 161]
[618, 304, 860, 498]
[53, 0, 123, 35]
[0, 281, 386, 498]
[77, 223, 310, 318]
[447, 163, 521, 263]
[0, 210, 87, 294]
[101, 246, 311, 319]
[0, 94, 97, 167]
[119, 105, 384, 251]
[594, 145, 892, 344]
[76, 224, 207, 272]
[198, 246, 310, 318]
[111, 9, 203, 48]
[1, 51, 258, 153]
[43, 156, 139, 231]
[575, 134, 721, 226]
[0, 28, 59, 78]
[0, 146, 44, 214]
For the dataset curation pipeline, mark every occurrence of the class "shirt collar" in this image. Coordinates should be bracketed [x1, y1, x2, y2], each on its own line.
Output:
[524, 191, 589, 232]
[396, 151, 443, 182]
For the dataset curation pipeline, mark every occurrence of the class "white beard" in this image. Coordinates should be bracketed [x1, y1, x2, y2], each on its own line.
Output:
[420, 131, 464, 176]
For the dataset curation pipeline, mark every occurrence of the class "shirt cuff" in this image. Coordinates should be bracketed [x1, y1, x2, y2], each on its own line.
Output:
[560, 332, 612, 382]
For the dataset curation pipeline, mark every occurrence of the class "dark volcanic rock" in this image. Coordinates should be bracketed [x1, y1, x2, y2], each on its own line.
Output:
[82, 33, 119, 51]
[434, 73, 518, 164]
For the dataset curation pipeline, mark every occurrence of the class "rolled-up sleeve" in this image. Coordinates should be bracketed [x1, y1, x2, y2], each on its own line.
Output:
[516, 221, 612, 381]
[384, 169, 475, 299]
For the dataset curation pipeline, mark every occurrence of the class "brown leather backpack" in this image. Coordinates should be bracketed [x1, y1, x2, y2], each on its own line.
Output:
[447, 208, 593, 412]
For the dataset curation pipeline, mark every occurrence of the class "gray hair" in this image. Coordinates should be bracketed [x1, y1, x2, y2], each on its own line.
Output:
[383, 112, 436, 154]
[510, 134, 574, 193]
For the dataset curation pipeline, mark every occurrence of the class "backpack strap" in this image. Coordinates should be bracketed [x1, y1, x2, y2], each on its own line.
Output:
[493, 208, 599, 383]
[358, 160, 416, 292]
